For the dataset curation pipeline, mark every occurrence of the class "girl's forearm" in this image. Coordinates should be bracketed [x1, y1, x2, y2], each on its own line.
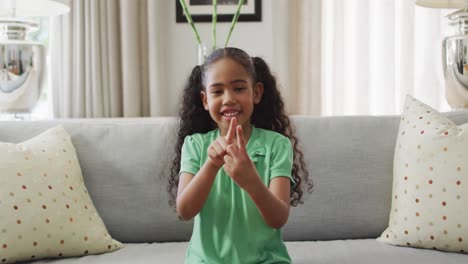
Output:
[176, 161, 220, 221]
[245, 177, 290, 229]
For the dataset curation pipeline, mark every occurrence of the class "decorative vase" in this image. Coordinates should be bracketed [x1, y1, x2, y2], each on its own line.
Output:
[197, 43, 217, 65]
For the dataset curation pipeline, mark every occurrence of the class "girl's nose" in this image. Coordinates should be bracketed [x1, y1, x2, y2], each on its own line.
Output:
[222, 91, 236, 105]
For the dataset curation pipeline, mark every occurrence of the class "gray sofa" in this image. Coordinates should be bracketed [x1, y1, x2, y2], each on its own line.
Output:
[1, 114, 468, 263]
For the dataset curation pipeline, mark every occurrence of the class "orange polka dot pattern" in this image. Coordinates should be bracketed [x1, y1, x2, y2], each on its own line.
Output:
[378, 96, 468, 254]
[0, 126, 123, 263]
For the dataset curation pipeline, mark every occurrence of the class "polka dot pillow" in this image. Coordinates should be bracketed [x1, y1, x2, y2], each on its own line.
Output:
[378, 95, 467, 253]
[0, 126, 122, 263]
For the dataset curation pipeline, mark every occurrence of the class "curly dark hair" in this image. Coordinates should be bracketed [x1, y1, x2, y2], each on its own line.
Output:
[168, 47, 312, 207]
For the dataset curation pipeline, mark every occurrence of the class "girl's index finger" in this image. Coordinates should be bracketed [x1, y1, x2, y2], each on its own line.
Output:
[236, 125, 245, 150]
[226, 117, 237, 142]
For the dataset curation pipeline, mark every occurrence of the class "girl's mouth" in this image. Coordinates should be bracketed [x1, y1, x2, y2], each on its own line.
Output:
[221, 111, 240, 119]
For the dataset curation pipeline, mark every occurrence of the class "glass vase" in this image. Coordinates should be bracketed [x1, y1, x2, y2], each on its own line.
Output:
[197, 43, 217, 65]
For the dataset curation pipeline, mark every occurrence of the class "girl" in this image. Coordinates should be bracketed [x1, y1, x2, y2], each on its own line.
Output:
[169, 47, 311, 264]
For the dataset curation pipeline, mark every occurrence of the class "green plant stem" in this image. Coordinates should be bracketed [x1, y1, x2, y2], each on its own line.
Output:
[179, 0, 202, 46]
[225, 0, 244, 47]
[212, 0, 217, 51]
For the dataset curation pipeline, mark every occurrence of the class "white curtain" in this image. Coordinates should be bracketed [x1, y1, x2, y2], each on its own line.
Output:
[51, 0, 451, 117]
[50, 0, 171, 118]
[285, 0, 451, 116]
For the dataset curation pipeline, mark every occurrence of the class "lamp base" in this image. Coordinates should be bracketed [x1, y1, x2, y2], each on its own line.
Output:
[0, 20, 45, 114]
[443, 35, 468, 109]
[0, 41, 45, 113]
[442, 7, 468, 109]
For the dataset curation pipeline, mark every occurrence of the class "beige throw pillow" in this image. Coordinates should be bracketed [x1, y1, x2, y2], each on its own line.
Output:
[0, 126, 122, 263]
[378, 95, 467, 253]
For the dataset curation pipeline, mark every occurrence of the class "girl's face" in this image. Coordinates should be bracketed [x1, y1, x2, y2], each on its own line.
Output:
[201, 58, 263, 135]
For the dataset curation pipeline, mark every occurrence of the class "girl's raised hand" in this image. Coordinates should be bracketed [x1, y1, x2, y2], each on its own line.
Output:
[207, 117, 237, 168]
[223, 125, 259, 191]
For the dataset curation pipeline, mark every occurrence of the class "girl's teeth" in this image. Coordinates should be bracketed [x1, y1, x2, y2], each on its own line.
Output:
[224, 112, 238, 117]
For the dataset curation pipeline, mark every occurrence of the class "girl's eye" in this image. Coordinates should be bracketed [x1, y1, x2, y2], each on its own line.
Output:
[235, 87, 246, 92]
[212, 90, 222, 95]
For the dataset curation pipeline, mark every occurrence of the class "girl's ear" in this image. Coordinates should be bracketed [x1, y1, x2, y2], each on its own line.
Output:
[200, 91, 209, 110]
[253, 82, 264, 104]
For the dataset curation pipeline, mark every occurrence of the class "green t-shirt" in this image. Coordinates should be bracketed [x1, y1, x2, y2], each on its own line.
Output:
[180, 126, 294, 264]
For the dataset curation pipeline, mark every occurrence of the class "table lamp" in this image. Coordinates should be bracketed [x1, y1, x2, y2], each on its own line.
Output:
[0, 0, 69, 114]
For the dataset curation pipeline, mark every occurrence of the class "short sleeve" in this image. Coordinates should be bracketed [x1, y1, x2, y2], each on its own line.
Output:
[270, 137, 294, 183]
[180, 135, 202, 176]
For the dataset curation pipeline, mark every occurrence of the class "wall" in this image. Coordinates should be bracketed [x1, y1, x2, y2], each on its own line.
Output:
[166, 1, 284, 115]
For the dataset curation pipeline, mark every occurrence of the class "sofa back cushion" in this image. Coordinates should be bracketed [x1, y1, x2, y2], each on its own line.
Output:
[1, 113, 468, 242]
[0, 118, 192, 243]
[285, 112, 468, 242]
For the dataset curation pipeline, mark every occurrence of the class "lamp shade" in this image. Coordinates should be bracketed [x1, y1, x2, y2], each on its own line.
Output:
[0, 0, 70, 18]
[415, 0, 467, 8]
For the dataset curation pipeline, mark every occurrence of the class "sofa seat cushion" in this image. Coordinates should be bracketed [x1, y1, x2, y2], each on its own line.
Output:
[29, 242, 187, 264]
[288, 239, 468, 264]
[28, 239, 468, 264]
